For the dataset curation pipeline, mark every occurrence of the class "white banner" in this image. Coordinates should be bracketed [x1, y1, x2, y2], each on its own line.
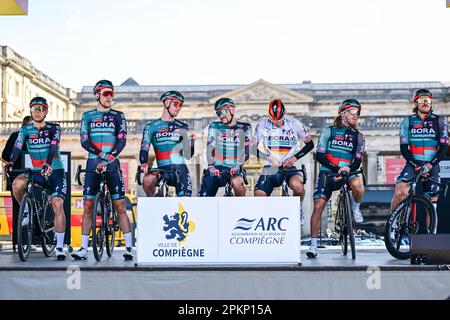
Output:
[137, 197, 301, 265]
[440, 160, 450, 179]
[218, 197, 300, 263]
[137, 198, 219, 264]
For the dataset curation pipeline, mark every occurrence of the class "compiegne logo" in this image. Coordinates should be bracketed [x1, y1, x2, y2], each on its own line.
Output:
[163, 203, 196, 245]
[230, 217, 289, 245]
[153, 203, 205, 258]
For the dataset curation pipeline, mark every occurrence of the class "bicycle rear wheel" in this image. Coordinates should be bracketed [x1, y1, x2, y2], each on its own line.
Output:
[105, 193, 116, 257]
[41, 196, 56, 257]
[384, 195, 436, 260]
[92, 193, 105, 261]
[17, 194, 33, 262]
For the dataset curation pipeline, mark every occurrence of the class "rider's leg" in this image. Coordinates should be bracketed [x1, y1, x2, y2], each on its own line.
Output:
[254, 190, 268, 196]
[231, 176, 246, 196]
[310, 199, 327, 239]
[11, 175, 27, 203]
[49, 169, 67, 249]
[79, 167, 101, 251]
[288, 175, 305, 199]
[107, 169, 133, 249]
[348, 177, 364, 202]
[391, 182, 409, 210]
[52, 197, 66, 248]
[391, 164, 414, 210]
[254, 171, 274, 197]
[81, 199, 94, 250]
[348, 176, 365, 223]
[175, 165, 192, 197]
[142, 172, 158, 196]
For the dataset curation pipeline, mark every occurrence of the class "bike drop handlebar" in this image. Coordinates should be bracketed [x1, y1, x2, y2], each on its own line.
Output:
[75, 164, 121, 186]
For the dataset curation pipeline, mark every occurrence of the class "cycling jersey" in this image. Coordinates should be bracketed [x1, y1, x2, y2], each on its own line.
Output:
[80, 108, 127, 201]
[80, 108, 127, 162]
[254, 116, 312, 166]
[206, 121, 252, 168]
[316, 125, 365, 172]
[10, 123, 64, 170]
[397, 112, 448, 197]
[314, 125, 365, 201]
[399, 113, 448, 166]
[139, 118, 194, 167]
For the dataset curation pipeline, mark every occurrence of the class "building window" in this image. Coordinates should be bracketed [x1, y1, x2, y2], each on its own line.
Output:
[15, 81, 20, 97]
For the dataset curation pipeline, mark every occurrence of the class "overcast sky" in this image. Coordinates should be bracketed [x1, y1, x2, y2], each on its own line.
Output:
[1, 0, 449, 91]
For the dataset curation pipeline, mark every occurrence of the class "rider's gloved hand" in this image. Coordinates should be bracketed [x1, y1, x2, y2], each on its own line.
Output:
[4, 162, 13, 173]
[96, 161, 108, 174]
[41, 163, 52, 176]
[140, 163, 149, 174]
[421, 163, 433, 176]
[208, 165, 220, 176]
[230, 166, 241, 176]
[99, 152, 115, 164]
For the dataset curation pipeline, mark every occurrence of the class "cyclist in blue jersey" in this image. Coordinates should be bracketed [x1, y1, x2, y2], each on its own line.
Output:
[139, 90, 195, 197]
[72, 80, 133, 261]
[254, 99, 314, 225]
[6, 97, 68, 260]
[199, 98, 252, 196]
[391, 89, 449, 212]
[307, 99, 366, 258]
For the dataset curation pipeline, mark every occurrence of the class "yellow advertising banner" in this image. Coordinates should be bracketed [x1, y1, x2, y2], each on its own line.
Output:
[0, 0, 28, 15]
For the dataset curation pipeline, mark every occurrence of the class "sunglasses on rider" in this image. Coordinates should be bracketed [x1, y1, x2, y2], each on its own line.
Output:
[416, 97, 432, 104]
[30, 105, 48, 113]
[347, 109, 360, 116]
[101, 90, 114, 98]
[216, 108, 231, 117]
[170, 100, 183, 108]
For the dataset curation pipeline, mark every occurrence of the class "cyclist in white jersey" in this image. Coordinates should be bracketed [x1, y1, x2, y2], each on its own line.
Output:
[254, 99, 314, 225]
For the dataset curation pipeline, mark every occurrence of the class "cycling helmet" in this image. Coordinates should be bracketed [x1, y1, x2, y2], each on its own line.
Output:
[338, 99, 361, 113]
[29, 97, 48, 109]
[413, 89, 432, 102]
[268, 99, 285, 121]
[214, 97, 236, 112]
[93, 79, 114, 94]
[160, 90, 184, 103]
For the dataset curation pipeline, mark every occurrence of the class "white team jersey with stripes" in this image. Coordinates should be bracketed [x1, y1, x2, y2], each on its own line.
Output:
[254, 116, 311, 166]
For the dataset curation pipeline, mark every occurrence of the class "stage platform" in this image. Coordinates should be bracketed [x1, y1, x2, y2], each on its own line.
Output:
[1, 246, 450, 300]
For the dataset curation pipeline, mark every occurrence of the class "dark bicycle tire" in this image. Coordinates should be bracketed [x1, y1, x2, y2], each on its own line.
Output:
[92, 192, 105, 261]
[336, 195, 348, 256]
[344, 192, 356, 260]
[384, 195, 436, 260]
[41, 195, 56, 257]
[105, 193, 116, 257]
[17, 194, 33, 262]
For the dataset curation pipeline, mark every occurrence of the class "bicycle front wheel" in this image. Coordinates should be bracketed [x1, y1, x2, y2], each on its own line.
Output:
[344, 192, 356, 260]
[92, 193, 105, 261]
[336, 195, 348, 256]
[17, 194, 33, 262]
[384, 195, 436, 260]
[41, 196, 56, 257]
[105, 192, 116, 257]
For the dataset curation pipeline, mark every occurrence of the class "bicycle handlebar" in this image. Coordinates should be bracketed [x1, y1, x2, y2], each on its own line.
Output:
[324, 169, 367, 187]
[75, 165, 121, 186]
[135, 166, 179, 186]
[203, 167, 249, 185]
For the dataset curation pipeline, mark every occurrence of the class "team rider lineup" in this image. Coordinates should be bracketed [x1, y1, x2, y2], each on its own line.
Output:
[4, 80, 449, 261]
